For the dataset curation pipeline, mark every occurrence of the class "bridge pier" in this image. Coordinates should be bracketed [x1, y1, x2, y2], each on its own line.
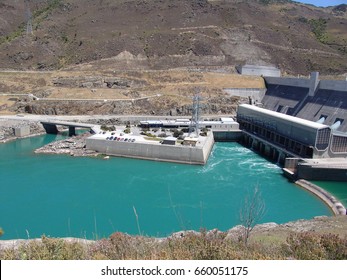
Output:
[41, 121, 100, 137]
[42, 123, 59, 134]
[69, 126, 76, 136]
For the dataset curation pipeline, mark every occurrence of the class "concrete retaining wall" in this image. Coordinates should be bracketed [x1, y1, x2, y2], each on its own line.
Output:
[213, 130, 242, 141]
[297, 164, 347, 182]
[264, 74, 347, 96]
[223, 88, 266, 102]
[86, 133, 214, 165]
[237, 65, 281, 77]
[264, 76, 311, 88]
[319, 80, 347, 91]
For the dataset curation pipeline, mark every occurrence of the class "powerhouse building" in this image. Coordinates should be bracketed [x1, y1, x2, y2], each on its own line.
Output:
[237, 104, 347, 159]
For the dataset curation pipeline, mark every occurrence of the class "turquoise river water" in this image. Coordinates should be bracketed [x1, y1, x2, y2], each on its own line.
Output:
[0, 133, 339, 240]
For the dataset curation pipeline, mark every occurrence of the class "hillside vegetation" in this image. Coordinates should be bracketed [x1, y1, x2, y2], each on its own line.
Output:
[0, 0, 346, 75]
[1, 216, 346, 260]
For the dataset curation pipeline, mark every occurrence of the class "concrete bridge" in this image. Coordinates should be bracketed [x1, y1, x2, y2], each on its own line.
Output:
[41, 120, 100, 136]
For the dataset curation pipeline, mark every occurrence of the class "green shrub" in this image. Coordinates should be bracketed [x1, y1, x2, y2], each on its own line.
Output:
[101, 125, 116, 131]
[158, 133, 167, 138]
[173, 129, 184, 138]
[309, 18, 328, 43]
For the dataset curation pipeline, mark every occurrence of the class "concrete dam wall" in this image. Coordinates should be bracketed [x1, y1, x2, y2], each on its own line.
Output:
[262, 73, 347, 134]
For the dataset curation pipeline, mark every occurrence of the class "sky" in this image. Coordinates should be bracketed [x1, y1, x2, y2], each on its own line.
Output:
[294, 0, 347, 7]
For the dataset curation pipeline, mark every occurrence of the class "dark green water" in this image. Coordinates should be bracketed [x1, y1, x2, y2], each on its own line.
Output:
[0, 134, 333, 240]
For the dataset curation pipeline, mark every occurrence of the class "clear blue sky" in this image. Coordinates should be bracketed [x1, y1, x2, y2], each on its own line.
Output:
[295, 0, 347, 7]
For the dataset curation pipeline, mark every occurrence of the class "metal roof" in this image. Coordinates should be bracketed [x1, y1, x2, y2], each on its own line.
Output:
[164, 136, 177, 141]
[238, 104, 329, 130]
[220, 117, 235, 122]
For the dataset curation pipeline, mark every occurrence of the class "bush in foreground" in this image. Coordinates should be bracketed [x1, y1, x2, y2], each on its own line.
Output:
[1, 231, 346, 260]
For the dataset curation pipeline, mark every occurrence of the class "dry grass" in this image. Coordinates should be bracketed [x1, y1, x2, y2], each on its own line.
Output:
[0, 216, 347, 260]
[47, 88, 128, 100]
[0, 69, 262, 114]
[1, 217, 346, 260]
[1, 228, 346, 260]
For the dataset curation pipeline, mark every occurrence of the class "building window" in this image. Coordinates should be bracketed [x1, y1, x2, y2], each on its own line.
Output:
[315, 128, 331, 151]
[330, 135, 347, 153]
[335, 118, 344, 125]
[319, 114, 328, 120]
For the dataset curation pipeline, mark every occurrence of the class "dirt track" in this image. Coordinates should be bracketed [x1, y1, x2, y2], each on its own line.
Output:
[0, 69, 264, 116]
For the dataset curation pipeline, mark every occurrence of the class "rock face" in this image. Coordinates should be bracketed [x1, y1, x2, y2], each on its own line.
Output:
[52, 76, 147, 89]
[13, 97, 241, 116]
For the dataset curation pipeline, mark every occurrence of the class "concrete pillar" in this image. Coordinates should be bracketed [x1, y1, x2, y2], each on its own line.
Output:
[69, 126, 76, 136]
[247, 136, 252, 147]
[264, 145, 271, 157]
[42, 123, 58, 134]
[260, 142, 265, 154]
[309, 72, 319, 97]
[273, 150, 278, 161]
[276, 151, 282, 164]
[251, 139, 257, 150]
[14, 126, 30, 137]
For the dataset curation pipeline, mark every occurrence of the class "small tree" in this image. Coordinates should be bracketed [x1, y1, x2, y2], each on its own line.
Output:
[173, 129, 184, 138]
[239, 185, 266, 246]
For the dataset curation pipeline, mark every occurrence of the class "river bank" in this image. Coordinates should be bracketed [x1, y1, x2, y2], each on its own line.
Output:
[1, 215, 346, 260]
[34, 132, 100, 157]
[0, 115, 123, 143]
[0, 119, 45, 143]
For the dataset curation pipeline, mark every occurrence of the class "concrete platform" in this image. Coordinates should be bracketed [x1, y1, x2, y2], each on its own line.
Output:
[297, 158, 347, 181]
[86, 130, 215, 165]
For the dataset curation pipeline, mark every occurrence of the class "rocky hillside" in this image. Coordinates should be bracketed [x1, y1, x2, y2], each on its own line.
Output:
[0, 0, 346, 75]
[0, 69, 264, 115]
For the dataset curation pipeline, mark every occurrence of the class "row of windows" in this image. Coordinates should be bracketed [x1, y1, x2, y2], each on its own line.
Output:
[239, 120, 313, 158]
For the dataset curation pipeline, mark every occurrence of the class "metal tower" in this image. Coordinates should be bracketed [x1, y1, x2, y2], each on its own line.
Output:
[188, 89, 202, 137]
[25, 0, 33, 36]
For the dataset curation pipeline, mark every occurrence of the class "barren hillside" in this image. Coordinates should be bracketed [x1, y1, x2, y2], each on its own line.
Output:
[0, 68, 264, 115]
[0, 0, 346, 75]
